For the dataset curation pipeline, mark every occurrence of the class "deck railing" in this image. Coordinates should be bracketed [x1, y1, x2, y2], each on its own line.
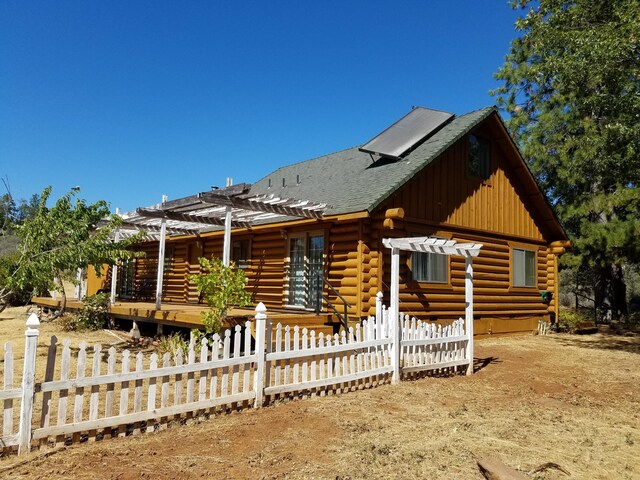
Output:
[314, 273, 350, 332]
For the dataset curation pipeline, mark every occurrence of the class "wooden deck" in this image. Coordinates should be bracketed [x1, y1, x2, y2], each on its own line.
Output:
[32, 297, 341, 335]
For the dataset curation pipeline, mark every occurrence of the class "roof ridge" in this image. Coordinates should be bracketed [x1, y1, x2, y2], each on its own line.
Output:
[458, 105, 496, 117]
[259, 145, 361, 175]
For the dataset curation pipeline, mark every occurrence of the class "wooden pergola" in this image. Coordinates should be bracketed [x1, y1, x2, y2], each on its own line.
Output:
[382, 237, 482, 377]
[111, 182, 328, 310]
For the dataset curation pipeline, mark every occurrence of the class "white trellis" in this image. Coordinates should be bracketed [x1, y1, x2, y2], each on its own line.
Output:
[382, 237, 482, 380]
[110, 181, 329, 311]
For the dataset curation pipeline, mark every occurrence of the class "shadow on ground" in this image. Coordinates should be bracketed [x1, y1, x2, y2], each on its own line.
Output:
[551, 333, 640, 355]
[474, 356, 501, 373]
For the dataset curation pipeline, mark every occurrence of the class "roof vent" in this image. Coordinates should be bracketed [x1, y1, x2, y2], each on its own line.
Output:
[359, 107, 454, 160]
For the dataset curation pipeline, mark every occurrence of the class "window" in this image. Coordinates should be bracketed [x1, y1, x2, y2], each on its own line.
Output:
[411, 251, 448, 283]
[512, 248, 536, 287]
[468, 134, 490, 180]
[163, 245, 174, 273]
[232, 239, 250, 269]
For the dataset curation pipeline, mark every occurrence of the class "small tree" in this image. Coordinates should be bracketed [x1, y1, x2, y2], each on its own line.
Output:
[188, 257, 251, 334]
[1, 186, 143, 317]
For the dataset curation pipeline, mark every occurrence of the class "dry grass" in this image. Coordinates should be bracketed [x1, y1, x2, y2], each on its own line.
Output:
[1, 306, 639, 479]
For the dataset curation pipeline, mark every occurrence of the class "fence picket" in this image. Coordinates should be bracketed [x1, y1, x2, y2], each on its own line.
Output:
[105, 347, 116, 418]
[318, 333, 325, 397]
[199, 341, 208, 402]
[293, 326, 300, 386]
[309, 330, 317, 390]
[119, 350, 130, 423]
[73, 342, 87, 425]
[174, 348, 184, 407]
[89, 345, 101, 422]
[210, 335, 220, 400]
[134, 352, 143, 413]
[3, 342, 13, 437]
[57, 340, 72, 428]
[221, 330, 232, 398]
[39, 336, 58, 433]
[243, 321, 251, 395]
[325, 334, 332, 394]
[148, 353, 158, 412]
[274, 324, 282, 389]
[232, 325, 241, 397]
[161, 353, 170, 409]
[187, 343, 196, 404]
[284, 326, 291, 387]
[265, 320, 273, 390]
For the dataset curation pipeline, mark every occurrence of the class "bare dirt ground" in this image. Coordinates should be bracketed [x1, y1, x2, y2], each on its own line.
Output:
[1, 306, 639, 479]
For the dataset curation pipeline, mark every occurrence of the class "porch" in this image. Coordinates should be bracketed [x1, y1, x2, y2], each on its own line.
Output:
[31, 296, 342, 335]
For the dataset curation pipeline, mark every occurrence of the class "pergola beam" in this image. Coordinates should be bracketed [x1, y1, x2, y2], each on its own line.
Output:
[120, 220, 198, 235]
[135, 207, 251, 229]
[382, 237, 482, 258]
[199, 192, 326, 219]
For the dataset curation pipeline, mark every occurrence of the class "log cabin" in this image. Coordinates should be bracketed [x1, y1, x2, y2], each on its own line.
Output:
[89, 106, 571, 335]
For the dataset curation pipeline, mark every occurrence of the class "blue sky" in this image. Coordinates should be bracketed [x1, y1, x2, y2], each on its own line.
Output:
[0, 1, 521, 212]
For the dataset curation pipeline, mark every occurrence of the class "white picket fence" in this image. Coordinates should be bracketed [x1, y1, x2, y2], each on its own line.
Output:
[401, 316, 469, 374]
[264, 314, 393, 398]
[1, 296, 472, 454]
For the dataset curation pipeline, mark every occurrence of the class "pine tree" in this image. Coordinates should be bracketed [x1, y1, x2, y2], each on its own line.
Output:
[492, 0, 640, 318]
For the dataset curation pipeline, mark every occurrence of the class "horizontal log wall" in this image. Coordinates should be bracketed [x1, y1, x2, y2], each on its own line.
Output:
[132, 243, 159, 299]
[327, 221, 361, 317]
[371, 216, 551, 334]
[248, 230, 285, 307]
[163, 241, 188, 303]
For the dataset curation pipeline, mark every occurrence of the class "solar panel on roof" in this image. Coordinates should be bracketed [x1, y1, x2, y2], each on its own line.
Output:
[359, 107, 454, 159]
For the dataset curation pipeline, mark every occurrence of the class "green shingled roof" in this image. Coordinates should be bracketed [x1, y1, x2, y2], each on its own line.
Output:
[249, 106, 496, 217]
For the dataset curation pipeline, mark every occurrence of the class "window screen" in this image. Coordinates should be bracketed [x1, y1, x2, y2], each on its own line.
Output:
[411, 251, 448, 283]
[513, 248, 536, 287]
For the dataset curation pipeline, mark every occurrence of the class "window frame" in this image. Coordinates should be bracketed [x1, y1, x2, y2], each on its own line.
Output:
[511, 246, 538, 289]
[284, 230, 326, 310]
[410, 250, 449, 284]
[163, 245, 174, 273]
[232, 238, 251, 269]
[407, 234, 452, 287]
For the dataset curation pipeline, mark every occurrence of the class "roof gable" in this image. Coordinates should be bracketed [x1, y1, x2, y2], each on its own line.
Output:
[249, 107, 496, 216]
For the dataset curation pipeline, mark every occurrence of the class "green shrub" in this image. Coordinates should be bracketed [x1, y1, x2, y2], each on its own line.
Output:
[558, 309, 592, 333]
[156, 332, 189, 364]
[187, 257, 251, 334]
[63, 293, 110, 331]
[621, 312, 640, 330]
[59, 313, 83, 332]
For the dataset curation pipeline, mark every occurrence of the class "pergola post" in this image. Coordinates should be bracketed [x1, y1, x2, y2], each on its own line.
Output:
[110, 208, 121, 305]
[155, 195, 168, 310]
[465, 255, 474, 375]
[222, 177, 232, 267]
[390, 246, 400, 384]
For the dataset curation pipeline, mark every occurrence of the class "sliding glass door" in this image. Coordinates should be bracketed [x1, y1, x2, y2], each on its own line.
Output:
[287, 233, 324, 309]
